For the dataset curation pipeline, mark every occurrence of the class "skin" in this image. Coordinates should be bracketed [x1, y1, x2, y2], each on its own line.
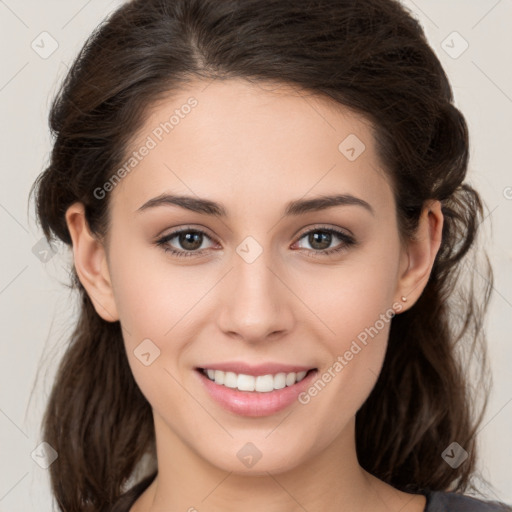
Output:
[65, 78, 443, 512]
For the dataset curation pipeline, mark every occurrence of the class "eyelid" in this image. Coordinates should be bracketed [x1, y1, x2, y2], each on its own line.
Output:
[293, 223, 355, 240]
[156, 224, 353, 246]
[154, 224, 218, 242]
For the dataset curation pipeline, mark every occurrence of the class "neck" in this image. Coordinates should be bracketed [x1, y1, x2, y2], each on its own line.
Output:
[131, 414, 425, 512]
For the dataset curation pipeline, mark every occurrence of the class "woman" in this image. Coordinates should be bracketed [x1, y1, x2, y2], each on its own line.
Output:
[30, 0, 511, 510]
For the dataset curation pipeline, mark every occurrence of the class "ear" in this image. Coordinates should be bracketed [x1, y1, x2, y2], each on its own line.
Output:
[65, 202, 119, 322]
[395, 199, 444, 312]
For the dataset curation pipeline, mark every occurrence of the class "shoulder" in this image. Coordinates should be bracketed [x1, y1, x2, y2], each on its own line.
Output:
[425, 491, 512, 512]
[111, 472, 157, 512]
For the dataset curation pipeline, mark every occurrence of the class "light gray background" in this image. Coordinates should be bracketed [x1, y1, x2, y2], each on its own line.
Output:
[0, 1, 511, 510]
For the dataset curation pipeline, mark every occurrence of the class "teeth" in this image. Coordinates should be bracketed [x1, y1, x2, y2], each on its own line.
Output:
[238, 373, 255, 391]
[223, 371, 238, 388]
[214, 371, 224, 385]
[202, 369, 310, 392]
[286, 372, 297, 386]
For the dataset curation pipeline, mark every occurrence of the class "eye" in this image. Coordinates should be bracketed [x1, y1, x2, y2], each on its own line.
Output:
[155, 227, 218, 258]
[293, 225, 357, 257]
[155, 225, 357, 259]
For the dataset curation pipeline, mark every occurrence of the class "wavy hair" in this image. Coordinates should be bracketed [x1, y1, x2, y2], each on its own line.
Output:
[30, 0, 497, 509]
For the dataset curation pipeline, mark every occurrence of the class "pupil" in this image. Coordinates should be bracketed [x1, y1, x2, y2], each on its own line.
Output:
[310, 231, 331, 250]
[180, 232, 202, 250]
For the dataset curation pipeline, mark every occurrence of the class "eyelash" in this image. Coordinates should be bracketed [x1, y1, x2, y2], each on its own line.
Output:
[155, 225, 357, 259]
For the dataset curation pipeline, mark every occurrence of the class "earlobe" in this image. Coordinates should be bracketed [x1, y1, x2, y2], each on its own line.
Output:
[395, 199, 444, 311]
[65, 202, 119, 322]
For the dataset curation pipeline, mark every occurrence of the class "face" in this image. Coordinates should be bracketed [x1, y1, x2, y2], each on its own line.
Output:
[88, 79, 413, 474]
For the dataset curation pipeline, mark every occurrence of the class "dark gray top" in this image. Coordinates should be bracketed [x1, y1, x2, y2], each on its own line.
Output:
[425, 490, 511, 511]
[111, 473, 511, 512]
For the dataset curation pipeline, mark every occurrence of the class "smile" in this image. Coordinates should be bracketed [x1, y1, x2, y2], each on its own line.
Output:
[200, 368, 312, 392]
[195, 367, 319, 417]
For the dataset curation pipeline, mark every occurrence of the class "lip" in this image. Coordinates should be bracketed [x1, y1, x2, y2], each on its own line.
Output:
[195, 367, 318, 417]
[195, 361, 315, 376]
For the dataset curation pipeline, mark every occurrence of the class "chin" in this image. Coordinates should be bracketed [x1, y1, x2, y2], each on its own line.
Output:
[205, 444, 308, 476]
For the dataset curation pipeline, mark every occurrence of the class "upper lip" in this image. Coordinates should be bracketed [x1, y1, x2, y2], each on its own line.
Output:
[197, 362, 317, 377]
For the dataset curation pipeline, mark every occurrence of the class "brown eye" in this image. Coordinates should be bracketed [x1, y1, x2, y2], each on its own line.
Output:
[156, 228, 217, 258]
[307, 231, 333, 250]
[177, 231, 204, 251]
[294, 226, 357, 257]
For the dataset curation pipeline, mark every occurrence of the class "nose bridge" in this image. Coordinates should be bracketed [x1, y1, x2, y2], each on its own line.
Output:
[217, 239, 293, 341]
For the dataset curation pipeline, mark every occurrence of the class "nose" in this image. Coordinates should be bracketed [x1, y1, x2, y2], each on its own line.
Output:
[216, 246, 295, 344]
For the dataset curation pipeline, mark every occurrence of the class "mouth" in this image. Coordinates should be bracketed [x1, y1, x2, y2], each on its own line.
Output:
[196, 367, 317, 393]
[195, 366, 319, 417]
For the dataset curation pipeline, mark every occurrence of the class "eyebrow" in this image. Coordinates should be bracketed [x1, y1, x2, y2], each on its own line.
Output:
[136, 193, 374, 217]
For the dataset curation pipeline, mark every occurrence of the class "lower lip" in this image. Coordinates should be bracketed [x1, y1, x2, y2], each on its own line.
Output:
[196, 368, 318, 417]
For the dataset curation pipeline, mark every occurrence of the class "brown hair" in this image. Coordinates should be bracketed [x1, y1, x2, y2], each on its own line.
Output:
[30, 0, 498, 509]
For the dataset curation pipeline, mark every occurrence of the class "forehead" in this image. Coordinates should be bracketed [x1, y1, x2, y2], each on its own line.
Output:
[110, 78, 393, 219]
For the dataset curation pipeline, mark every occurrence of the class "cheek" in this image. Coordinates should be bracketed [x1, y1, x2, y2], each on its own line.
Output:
[300, 307, 392, 440]
[108, 232, 185, 337]
[107, 237, 213, 391]
[296, 245, 399, 343]
[294, 244, 399, 416]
